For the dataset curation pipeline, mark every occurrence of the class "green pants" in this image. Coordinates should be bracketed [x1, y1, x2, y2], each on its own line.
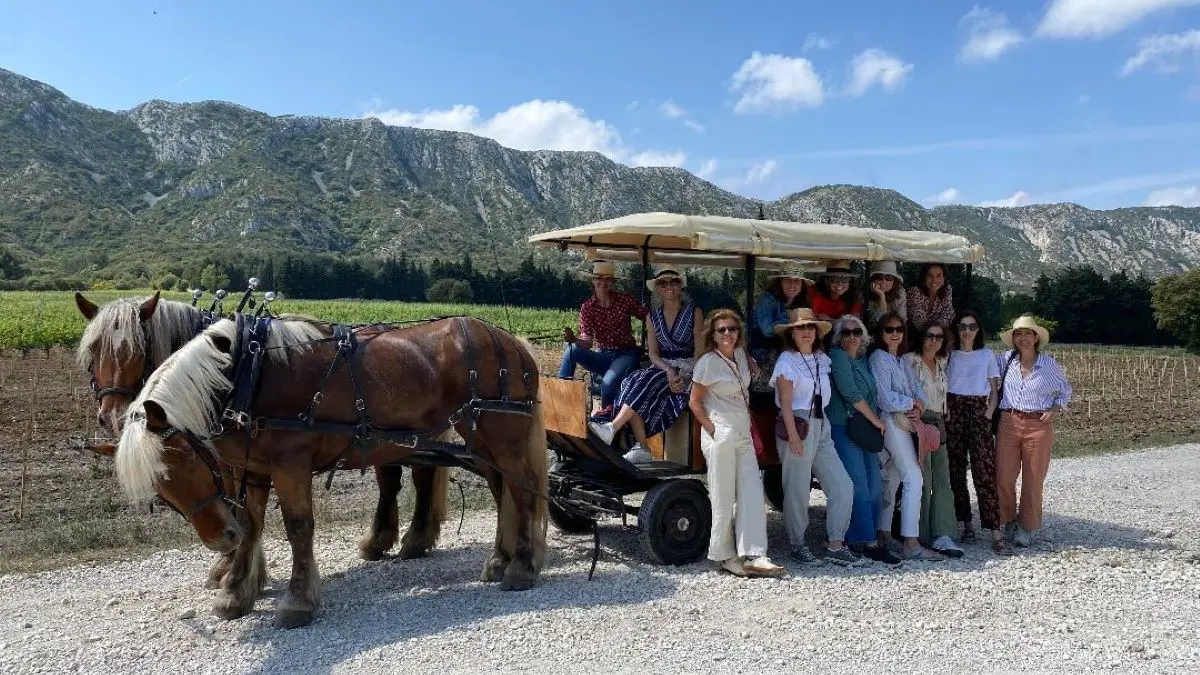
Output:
[920, 414, 958, 544]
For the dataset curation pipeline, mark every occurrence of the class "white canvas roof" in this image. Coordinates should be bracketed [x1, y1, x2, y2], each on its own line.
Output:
[529, 212, 985, 264]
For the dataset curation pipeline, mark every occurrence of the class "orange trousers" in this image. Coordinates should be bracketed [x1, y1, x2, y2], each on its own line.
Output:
[995, 412, 1054, 532]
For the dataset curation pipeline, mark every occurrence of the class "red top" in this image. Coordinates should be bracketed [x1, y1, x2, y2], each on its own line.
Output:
[579, 291, 648, 349]
[809, 290, 862, 320]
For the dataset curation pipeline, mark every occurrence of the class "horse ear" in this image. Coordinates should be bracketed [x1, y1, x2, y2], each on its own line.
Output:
[139, 292, 161, 322]
[75, 292, 99, 320]
[89, 441, 116, 457]
[209, 334, 232, 354]
[143, 401, 169, 429]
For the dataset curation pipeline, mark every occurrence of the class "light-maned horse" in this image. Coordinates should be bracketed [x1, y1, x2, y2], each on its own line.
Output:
[74, 292, 445, 602]
[114, 315, 548, 628]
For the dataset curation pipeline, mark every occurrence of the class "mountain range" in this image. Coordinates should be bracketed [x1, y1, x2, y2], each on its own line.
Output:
[2, 66, 1199, 289]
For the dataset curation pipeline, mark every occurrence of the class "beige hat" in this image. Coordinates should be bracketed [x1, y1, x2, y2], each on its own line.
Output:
[646, 265, 687, 292]
[1000, 315, 1050, 348]
[577, 260, 625, 281]
[868, 260, 904, 284]
[820, 259, 858, 280]
[774, 307, 832, 338]
[766, 266, 813, 285]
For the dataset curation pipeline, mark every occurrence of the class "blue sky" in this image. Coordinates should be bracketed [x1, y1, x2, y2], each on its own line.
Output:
[4, 0, 1200, 208]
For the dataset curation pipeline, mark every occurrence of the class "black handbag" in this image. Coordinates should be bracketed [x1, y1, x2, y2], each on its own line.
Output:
[846, 411, 885, 453]
[992, 352, 1018, 437]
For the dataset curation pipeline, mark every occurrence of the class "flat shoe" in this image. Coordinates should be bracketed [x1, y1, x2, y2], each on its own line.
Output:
[902, 546, 945, 562]
[992, 539, 1016, 556]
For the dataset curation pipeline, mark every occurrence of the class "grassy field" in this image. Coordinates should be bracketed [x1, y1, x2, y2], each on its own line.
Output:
[1, 290, 1198, 575]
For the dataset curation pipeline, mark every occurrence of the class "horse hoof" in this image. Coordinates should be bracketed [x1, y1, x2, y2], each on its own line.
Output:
[499, 564, 538, 592]
[397, 543, 428, 560]
[358, 546, 387, 562]
[274, 608, 314, 629]
[480, 556, 509, 583]
[212, 592, 253, 621]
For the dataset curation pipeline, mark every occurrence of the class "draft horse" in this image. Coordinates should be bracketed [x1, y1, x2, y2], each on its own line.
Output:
[114, 315, 548, 628]
[74, 292, 445, 599]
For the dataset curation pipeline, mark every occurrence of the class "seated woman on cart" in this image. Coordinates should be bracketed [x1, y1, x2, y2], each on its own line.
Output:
[589, 266, 703, 463]
[749, 266, 812, 394]
[559, 260, 649, 420]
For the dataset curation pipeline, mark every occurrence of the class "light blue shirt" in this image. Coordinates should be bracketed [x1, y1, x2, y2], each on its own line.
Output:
[869, 349, 920, 413]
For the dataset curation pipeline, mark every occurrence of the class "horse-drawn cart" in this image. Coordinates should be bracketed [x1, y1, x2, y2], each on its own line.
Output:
[529, 212, 985, 566]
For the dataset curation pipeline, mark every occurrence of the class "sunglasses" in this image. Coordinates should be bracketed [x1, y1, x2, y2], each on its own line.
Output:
[882, 325, 905, 334]
[840, 327, 864, 337]
[655, 278, 682, 286]
[925, 333, 945, 341]
[715, 326, 739, 335]
[957, 322, 978, 331]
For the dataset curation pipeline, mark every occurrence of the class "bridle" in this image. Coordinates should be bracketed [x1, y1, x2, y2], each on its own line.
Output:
[149, 424, 240, 520]
[89, 328, 154, 405]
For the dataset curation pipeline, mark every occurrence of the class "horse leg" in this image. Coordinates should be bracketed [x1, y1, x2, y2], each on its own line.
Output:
[398, 465, 449, 559]
[478, 464, 512, 583]
[358, 464, 404, 561]
[205, 551, 234, 590]
[213, 481, 270, 620]
[272, 468, 321, 629]
[494, 409, 549, 591]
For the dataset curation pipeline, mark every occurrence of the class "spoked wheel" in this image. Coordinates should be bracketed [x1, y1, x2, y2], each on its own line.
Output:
[548, 499, 595, 534]
[762, 464, 784, 512]
[638, 479, 711, 565]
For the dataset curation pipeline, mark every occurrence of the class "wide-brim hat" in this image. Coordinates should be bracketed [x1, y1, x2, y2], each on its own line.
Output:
[577, 260, 625, 281]
[646, 265, 687, 292]
[868, 260, 904, 284]
[766, 266, 813, 285]
[820, 259, 858, 280]
[774, 307, 832, 338]
[1000, 315, 1050, 348]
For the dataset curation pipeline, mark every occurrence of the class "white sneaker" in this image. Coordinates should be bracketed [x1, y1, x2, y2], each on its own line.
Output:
[588, 420, 615, 445]
[931, 535, 965, 558]
[622, 443, 654, 463]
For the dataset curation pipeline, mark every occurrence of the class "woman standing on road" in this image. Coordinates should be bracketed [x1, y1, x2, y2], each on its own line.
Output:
[946, 310, 1013, 556]
[995, 316, 1073, 548]
[689, 309, 786, 578]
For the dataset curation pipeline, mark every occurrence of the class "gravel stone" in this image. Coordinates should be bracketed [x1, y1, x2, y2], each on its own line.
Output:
[1, 445, 1199, 674]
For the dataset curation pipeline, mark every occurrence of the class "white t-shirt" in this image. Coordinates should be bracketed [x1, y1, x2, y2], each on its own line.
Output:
[947, 348, 1000, 396]
[770, 350, 832, 413]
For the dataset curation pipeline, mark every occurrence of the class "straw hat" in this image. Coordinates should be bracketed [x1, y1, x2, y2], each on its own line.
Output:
[820, 259, 858, 280]
[1000, 315, 1050, 348]
[646, 265, 687, 292]
[577, 260, 625, 281]
[766, 266, 813, 285]
[868, 260, 904, 284]
[774, 307, 832, 338]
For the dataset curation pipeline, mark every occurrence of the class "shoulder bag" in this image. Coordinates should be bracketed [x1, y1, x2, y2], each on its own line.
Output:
[991, 351, 1019, 437]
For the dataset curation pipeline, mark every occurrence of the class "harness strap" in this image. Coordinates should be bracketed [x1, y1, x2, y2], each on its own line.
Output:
[300, 323, 353, 423]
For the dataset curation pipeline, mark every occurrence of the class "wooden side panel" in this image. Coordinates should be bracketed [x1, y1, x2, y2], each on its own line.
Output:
[645, 433, 665, 460]
[542, 377, 588, 438]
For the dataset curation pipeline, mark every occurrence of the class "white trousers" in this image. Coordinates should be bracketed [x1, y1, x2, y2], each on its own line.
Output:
[775, 416, 854, 548]
[877, 415, 924, 538]
[702, 422, 769, 562]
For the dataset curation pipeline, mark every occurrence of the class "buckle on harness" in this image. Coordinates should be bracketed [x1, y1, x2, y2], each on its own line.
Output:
[247, 340, 261, 355]
[355, 398, 366, 411]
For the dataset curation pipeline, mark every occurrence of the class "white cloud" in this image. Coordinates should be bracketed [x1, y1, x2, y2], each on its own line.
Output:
[744, 160, 779, 184]
[629, 150, 688, 168]
[981, 191, 1032, 207]
[929, 188, 962, 205]
[1145, 185, 1200, 206]
[683, 119, 706, 133]
[696, 159, 719, 179]
[803, 33, 835, 53]
[730, 51, 825, 113]
[845, 48, 914, 96]
[659, 100, 687, 118]
[365, 100, 625, 157]
[1121, 30, 1200, 75]
[959, 7, 1024, 63]
[1036, 0, 1200, 39]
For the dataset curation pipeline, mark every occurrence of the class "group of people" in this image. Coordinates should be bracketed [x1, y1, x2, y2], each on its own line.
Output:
[558, 259, 1072, 578]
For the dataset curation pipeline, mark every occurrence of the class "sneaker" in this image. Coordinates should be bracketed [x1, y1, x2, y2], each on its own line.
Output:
[960, 526, 977, 544]
[622, 443, 653, 464]
[931, 535, 965, 559]
[1013, 528, 1032, 548]
[742, 556, 787, 578]
[589, 405, 614, 423]
[861, 544, 902, 566]
[720, 557, 746, 577]
[824, 546, 865, 567]
[588, 420, 615, 445]
[789, 545, 824, 566]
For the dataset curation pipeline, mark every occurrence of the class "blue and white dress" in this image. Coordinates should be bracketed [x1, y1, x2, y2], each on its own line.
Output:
[614, 302, 697, 437]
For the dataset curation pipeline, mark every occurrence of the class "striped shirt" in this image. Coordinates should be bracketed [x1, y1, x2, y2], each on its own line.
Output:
[869, 349, 919, 414]
[996, 350, 1073, 412]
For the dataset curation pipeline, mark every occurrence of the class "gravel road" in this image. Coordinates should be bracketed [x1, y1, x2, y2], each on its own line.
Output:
[2, 445, 1198, 674]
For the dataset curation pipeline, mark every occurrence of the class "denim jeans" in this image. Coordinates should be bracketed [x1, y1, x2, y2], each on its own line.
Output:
[558, 345, 640, 408]
[831, 423, 883, 545]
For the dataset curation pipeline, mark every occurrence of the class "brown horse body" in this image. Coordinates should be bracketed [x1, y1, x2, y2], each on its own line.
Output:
[115, 315, 548, 628]
[73, 293, 443, 606]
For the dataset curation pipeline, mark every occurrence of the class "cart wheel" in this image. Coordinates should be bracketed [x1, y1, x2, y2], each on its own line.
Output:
[762, 464, 784, 512]
[638, 479, 711, 565]
[548, 500, 595, 534]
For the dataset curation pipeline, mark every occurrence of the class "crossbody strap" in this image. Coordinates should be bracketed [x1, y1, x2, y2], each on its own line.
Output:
[996, 351, 1018, 411]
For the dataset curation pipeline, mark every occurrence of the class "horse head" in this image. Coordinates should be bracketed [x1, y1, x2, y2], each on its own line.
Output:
[75, 291, 164, 435]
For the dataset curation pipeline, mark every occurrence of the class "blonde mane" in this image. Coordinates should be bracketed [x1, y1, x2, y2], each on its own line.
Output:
[115, 316, 328, 502]
[76, 297, 203, 371]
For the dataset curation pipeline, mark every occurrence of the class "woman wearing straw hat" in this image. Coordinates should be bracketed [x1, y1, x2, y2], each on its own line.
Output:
[810, 260, 864, 322]
[865, 260, 907, 328]
[750, 266, 812, 392]
[995, 315, 1072, 548]
[559, 261, 649, 418]
[590, 266, 703, 463]
[770, 308, 861, 566]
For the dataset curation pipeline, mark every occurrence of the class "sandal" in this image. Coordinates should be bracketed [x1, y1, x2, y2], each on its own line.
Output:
[991, 539, 1015, 557]
[960, 526, 977, 544]
[901, 546, 946, 561]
